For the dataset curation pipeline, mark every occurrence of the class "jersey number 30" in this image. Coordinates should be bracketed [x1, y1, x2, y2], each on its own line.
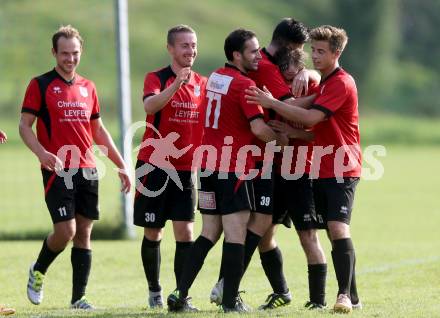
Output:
[205, 91, 222, 129]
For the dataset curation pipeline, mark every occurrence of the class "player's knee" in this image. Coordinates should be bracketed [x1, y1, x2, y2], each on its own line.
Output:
[144, 228, 162, 241]
[56, 226, 76, 243]
[327, 221, 350, 240]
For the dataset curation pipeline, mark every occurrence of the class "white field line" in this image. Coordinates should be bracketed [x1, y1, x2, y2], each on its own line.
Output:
[358, 256, 440, 275]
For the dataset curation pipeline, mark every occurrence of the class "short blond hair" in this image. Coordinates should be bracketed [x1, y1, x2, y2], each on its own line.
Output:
[310, 25, 348, 53]
[52, 25, 83, 52]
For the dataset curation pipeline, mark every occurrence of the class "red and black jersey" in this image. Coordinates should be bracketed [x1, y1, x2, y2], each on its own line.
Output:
[201, 64, 265, 173]
[311, 67, 362, 178]
[277, 82, 320, 176]
[21, 69, 100, 168]
[138, 65, 207, 171]
[248, 48, 294, 161]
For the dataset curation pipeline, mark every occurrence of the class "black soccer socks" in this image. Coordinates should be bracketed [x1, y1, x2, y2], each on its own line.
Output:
[178, 236, 214, 298]
[71, 247, 92, 304]
[34, 238, 63, 274]
[260, 247, 289, 295]
[174, 241, 193, 286]
[331, 238, 355, 296]
[308, 263, 327, 305]
[222, 242, 245, 309]
[141, 237, 162, 292]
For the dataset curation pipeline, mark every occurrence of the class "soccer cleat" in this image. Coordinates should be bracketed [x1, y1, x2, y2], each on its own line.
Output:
[210, 278, 224, 305]
[333, 294, 352, 314]
[27, 262, 44, 305]
[258, 291, 292, 310]
[352, 300, 363, 310]
[221, 296, 250, 313]
[148, 290, 163, 309]
[305, 301, 326, 310]
[0, 305, 16, 316]
[167, 290, 199, 312]
[70, 296, 95, 310]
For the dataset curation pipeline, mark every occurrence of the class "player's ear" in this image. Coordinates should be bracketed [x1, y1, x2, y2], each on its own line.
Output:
[232, 51, 241, 63]
[51, 47, 56, 57]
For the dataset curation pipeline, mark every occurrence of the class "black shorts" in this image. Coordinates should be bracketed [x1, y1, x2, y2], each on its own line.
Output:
[273, 174, 324, 230]
[133, 160, 196, 228]
[313, 177, 360, 225]
[198, 171, 254, 215]
[251, 161, 274, 215]
[42, 168, 99, 224]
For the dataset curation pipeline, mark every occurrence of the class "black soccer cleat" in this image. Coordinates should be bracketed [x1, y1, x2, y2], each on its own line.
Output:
[167, 289, 199, 312]
[258, 291, 292, 310]
[305, 300, 326, 310]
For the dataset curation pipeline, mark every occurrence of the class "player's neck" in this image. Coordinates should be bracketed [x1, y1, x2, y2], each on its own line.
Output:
[265, 44, 277, 57]
[55, 66, 75, 82]
[320, 62, 339, 80]
[170, 62, 188, 76]
[230, 61, 247, 74]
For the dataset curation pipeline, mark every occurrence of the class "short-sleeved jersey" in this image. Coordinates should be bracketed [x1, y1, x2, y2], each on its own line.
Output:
[138, 66, 207, 171]
[248, 48, 294, 162]
[21, 69, 100, 168]
[277, 82, 320, 176]
[311, 67, 362, 178]
[201, 64, 264, 173]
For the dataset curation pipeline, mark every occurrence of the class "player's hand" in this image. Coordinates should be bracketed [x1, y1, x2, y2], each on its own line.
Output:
[277, 132, 289, 148]
[269, 120, 305, 139]
[245, 86, 275, 108]
[38, 150, 63, 172]
[0, 130, 7, 144]
[175, 67, 191, 85]
[117, 168, 131, 193]
[292, 69, 309, 97]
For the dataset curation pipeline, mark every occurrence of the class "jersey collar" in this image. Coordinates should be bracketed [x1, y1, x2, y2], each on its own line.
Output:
[320, 67, 341, 84]
[225, 63, 247, 76]
[52, 68, 76, 85]
[261, 47, 277, 65]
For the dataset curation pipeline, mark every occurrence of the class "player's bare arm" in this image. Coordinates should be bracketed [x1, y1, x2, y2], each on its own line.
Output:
[250, 117, 288, 146]
[19, 113, 63, 171]
[91, 118, 131, 193]
[268, 120, 315, 141]
[245, 86, 325, 127]
[143, 67, 191, 115]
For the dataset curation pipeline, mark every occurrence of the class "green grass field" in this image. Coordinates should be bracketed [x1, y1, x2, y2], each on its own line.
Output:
[1, 121, 440, 317]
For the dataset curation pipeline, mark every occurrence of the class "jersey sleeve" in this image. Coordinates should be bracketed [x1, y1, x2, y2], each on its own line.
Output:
[21, 78, 41, 115]
[311, 79, 347, 117]
[90, 83, 101, 120]
[143, 72, 161, 101]
[240, 80, 264, 121]
[257, 64, 293, 101]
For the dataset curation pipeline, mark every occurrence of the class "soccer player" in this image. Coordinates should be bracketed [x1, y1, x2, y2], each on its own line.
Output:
[19, 25, 131, 309]
[167, 28, 288, 313]
[245, 25, 362, 314]
[133, 25, 206, 308]
[210, 18, 327, 310]
[0, 130, 16, 316]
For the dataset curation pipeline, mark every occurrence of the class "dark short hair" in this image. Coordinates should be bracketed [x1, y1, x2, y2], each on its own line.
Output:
[224, 29, 257, 62]
[52, 25, 83, 53]
[167, 24, 196, 45]
[271, 18, 309, 47]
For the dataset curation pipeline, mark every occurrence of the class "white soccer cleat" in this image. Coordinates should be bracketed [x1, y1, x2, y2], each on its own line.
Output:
[27, 262, 45, 305]
[210, 278, 224, 305]
[149, 290, 164, 309]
